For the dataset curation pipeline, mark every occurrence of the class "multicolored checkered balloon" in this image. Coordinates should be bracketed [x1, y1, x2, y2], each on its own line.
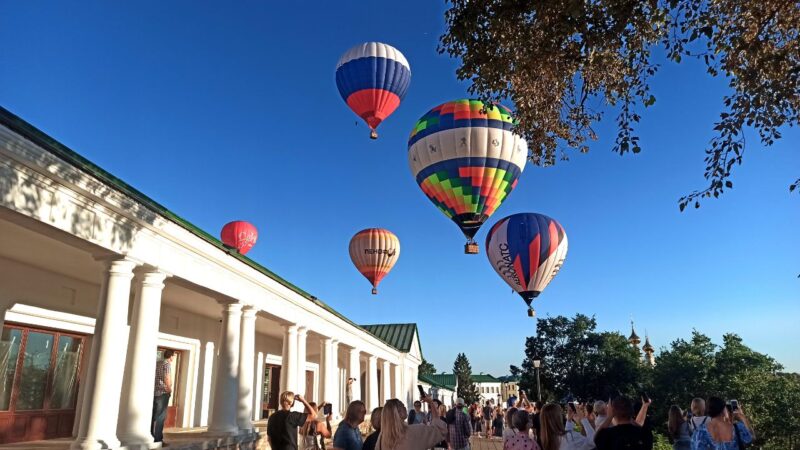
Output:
[408, 99, 528, 254]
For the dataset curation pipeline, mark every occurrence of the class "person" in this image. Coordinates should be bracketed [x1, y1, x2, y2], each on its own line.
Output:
[346, 378, 355, 405]
[593, 396, 653, 450]
[585, 403, 596, 430]
[363, 407, 383, 450]
[151, 349, 176, 443]
[483, 401, 494, 438]
[433, 402, 449, 450]
[469, 402, 481, 434]
[538, 403, 594, 450]
[447, 398, 472, 450]
[667, 405, 691, 450]
[688, 397, 710, 435]
[493, 406, 505, 438]
[376, 397, 447, 450]
[332, 400, 366, 450]
[503, 407, 518, 443]
[592, 401, 607, 430]
[691, 397, 754, 450]
[504, 409, 541, 450]
[267, 391, 318, 450]
[300, 402, 332, 450]
[408, 400, 425, 425]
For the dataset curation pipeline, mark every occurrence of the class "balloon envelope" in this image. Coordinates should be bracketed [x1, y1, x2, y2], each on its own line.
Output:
[485, 213, 568, 306]
[349, 228, 400, 294]
[336, 42, 411, 138]
[220, 221, 258, 255]
[408, 99, 527, 250]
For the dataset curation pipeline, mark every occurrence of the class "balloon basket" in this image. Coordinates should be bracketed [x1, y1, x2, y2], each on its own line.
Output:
[371, 288, 378, 295]
[527, 307, 536, 318]
[370, 129, 378, 140]
[464, 242, 479, 254]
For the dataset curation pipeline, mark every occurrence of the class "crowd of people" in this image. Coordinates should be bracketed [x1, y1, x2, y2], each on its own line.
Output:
[265, 389, 755, 450]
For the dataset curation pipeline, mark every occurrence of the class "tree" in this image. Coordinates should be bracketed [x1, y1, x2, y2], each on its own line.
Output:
[518, 314, 646, 401]
[440, 0, 800, 209]
[419, 357, 437, 377]
[453, 353, 480, 404]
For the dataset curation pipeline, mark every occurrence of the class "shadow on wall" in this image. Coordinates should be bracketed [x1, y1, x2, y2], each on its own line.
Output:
[0, 140, 158, 252]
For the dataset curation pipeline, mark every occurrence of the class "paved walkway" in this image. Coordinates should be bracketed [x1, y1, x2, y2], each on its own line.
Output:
[470, 436, 505, 450]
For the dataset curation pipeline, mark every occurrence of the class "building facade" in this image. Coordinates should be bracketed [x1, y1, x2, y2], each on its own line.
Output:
[0, 108, 423, 448]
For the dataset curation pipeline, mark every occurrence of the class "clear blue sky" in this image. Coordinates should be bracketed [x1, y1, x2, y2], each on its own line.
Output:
[2, 1, 798, 376]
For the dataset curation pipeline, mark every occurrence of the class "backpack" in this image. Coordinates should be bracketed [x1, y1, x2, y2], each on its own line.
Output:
[688, 416, 707, 436]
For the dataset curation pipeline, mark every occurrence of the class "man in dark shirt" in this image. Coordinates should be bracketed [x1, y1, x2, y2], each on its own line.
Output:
[448, 398, 472, 450]
[267, 391, 318, 450]
[362, 406, 383, 450]
[594, 396, 653, 450]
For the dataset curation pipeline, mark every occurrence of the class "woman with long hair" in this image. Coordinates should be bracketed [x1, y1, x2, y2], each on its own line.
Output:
[504, 409, 540, 450]
[667, 405, 691, 450]
[376, 397, 446, 450]
[538, 403, 595, 450]
[503, 407, 518, 443]
[692, 397, 754, 450]
[362, 407, 383, 450]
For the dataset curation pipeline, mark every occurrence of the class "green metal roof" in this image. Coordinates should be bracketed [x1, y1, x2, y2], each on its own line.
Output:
[418, 373, 455, 391]
[471, 374, 502, 383]
[0, 105, 376, 336]
[360, 323, 420, 354]
[426, 373, 457, 390]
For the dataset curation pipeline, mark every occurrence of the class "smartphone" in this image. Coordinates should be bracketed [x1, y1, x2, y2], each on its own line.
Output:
[417, 384, 427, 398]
[569, 402, 577, 413]
[730, 399, 739, 411]
[641, 391, 651, 403]
[323, 403, 333, 415]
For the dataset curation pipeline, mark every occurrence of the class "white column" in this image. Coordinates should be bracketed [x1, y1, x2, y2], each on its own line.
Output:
[393, 364, 403, 400]
[296, 327, 308, 399]
[71, 257, 137, 450]
[237, 306, 256, 431]
[347, 348, 361, 403]
[253, 352, 264, 421]
[320, 338, 333, 404]
[367, 356, 379, 410]
[330, 340, 339, 412]
[117, 269, 168, 447]
[280, 325, 298, 392]
[208, 302, 243, 435]
[200, 341, 215, 426]
[381, 360, 392, 404]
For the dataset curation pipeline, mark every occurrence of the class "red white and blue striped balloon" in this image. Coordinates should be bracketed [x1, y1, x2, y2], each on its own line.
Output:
[485, 213, 568, 313]
[336, 42, 411, 139]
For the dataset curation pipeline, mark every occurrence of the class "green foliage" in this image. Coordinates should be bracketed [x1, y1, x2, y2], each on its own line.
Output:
[440, 0, 800, 209]
[519, 314, 647, 401]
[515, 315, 800, 448]
[419, 357, 436, 377]
[453, 353, 480, 404]
[652, 433, 672, 450]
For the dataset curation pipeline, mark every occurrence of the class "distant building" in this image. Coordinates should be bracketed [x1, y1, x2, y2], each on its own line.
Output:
[629, 320, 655, 367]
[500, 377, 520, 405]
[418, 373, 456, 408]
[472, 374, 503, 404]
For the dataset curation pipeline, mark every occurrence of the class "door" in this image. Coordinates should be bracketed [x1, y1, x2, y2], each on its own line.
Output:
[305, 370, 314, 402]
[156, 348, 181, 428]
[263, 364, 280, 417]
[0, 325, 85, 444]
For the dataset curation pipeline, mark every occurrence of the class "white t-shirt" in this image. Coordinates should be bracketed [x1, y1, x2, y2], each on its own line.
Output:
[562, 418, 596, 450]
[594, 415, 607, 428]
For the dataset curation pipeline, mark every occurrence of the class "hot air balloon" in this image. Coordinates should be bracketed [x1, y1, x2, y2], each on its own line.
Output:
[336, 42, 411, 139]
[349, 228, 400, 294]
[408, 99, 528, 254]
[485, 213, 568, 316]
[220, 221, 258, 255]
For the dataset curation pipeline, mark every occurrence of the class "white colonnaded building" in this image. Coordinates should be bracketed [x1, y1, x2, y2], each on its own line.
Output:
[0, 107, 425, 449]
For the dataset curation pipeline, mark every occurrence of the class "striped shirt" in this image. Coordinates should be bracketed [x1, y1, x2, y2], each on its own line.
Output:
[154, 359, 171, 396]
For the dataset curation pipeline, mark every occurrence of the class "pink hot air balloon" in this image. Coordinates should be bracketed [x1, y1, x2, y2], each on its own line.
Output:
[221, 221, 258, 255]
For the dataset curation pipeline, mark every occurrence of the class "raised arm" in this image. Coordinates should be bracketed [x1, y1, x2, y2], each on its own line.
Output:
[297, 395, 318, 417]
[635, 397, 651, 427]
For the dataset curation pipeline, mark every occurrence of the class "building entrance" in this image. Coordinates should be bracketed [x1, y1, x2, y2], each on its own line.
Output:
[0, 324, 85, 444]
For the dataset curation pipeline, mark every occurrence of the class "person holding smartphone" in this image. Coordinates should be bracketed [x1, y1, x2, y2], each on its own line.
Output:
[692, 397, 753, 450]
[267, 392, 318, 450]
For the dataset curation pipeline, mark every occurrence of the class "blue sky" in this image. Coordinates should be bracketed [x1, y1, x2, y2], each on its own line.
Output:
[2, 1, 798, 376]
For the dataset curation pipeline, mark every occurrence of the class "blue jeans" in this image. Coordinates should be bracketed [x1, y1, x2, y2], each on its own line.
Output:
[151, 393, 170, 442]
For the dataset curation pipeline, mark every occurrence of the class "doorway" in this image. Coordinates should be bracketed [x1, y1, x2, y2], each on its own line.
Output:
[156, 347, 181, 428]
[0, 324, 85, 444]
